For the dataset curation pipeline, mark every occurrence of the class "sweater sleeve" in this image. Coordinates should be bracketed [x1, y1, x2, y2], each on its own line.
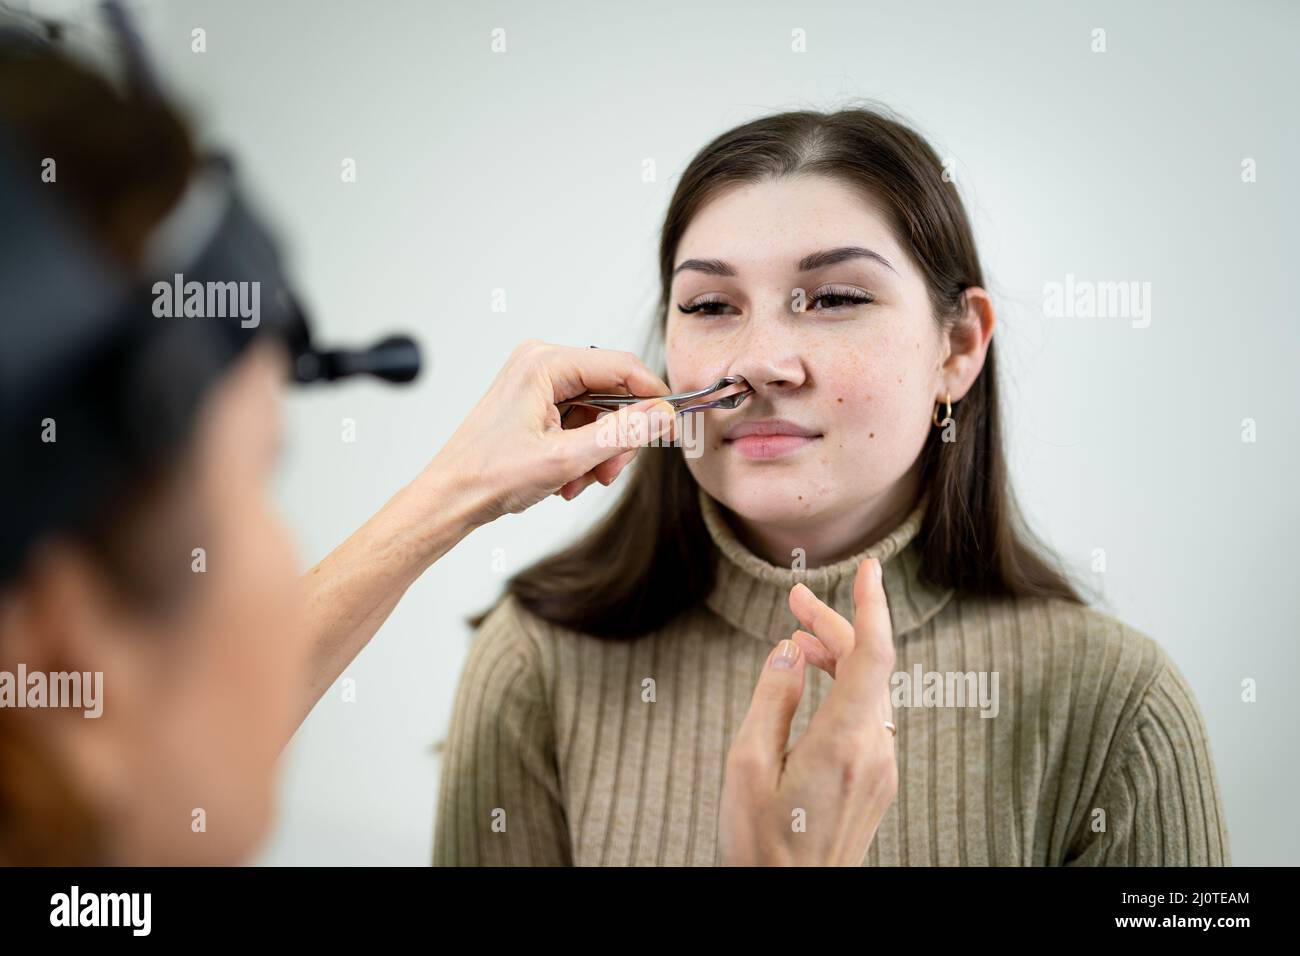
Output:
[432, 597, 572, 866]
[1064, 654, 1231, 866]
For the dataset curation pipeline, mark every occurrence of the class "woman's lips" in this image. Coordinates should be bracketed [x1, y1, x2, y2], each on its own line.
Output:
[723, 419, 822, 460]
[727, 434, 820, 459]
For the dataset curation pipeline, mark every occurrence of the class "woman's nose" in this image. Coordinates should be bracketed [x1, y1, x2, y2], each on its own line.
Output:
[726, 306, 808, 396]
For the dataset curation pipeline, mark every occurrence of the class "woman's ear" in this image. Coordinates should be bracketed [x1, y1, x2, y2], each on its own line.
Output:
[939, 286, 995, 401]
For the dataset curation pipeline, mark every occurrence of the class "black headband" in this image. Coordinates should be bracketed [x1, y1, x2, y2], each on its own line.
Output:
[0, 6, 421, 581]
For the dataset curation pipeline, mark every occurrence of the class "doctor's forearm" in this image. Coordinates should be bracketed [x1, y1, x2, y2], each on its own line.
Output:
[290, 457, 490, 736]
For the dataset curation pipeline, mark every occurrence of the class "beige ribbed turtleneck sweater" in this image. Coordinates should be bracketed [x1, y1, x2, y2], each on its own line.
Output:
[433, 489, 1230, 866]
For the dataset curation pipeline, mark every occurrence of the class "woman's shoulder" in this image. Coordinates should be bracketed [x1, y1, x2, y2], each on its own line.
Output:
[470, 592, 553, 657]
[468, 590, 711, 687]
[467, 591, 607, 671]
[977, 589, 1170, 668]
[452, 593, 565, 705]
[959, 590, 1199, 728]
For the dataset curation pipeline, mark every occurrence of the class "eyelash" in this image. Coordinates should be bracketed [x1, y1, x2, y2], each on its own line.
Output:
[676, 287, 875, 316]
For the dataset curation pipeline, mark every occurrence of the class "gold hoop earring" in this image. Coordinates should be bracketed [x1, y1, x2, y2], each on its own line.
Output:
[932, 391, 952, 428]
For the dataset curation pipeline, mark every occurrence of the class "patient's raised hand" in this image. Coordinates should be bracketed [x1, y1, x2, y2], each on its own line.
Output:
[719, 558, 898, 866]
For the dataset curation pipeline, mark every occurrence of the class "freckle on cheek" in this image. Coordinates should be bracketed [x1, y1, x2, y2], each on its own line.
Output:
[869, 432, 875, 438]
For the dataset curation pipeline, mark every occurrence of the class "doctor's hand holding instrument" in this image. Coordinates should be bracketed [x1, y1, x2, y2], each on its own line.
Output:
[297, 341, 707, 725]
[433, 341, 692, 521]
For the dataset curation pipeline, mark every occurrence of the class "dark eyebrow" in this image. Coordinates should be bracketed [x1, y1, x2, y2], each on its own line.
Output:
[672, 257, 735, 278]
[797, 246, 897, 274]
[672, 246, 897, 279]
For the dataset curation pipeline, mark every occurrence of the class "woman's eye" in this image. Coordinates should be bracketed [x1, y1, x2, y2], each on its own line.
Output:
[676, 296, 736, 316]
[676, 288, 872, 317]
[808, 287, 874, 311]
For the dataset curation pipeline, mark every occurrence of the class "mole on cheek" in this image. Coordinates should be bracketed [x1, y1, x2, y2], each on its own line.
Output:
[869, 432, 875, 438]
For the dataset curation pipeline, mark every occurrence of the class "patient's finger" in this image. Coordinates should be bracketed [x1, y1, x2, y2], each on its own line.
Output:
[728, 640, 807, 789]
[788, 582, 856, 666]
[824, 559, 895, 725]
[790, 628, 837, 676]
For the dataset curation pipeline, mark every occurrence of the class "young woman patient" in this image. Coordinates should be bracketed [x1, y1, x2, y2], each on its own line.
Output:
[433, 107, 1229, 866]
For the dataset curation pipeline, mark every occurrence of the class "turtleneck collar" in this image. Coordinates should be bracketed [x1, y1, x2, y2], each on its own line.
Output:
[699, 486, 955, 646]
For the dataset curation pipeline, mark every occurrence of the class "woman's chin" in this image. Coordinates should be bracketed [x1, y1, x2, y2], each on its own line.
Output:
[710, 483, 825, 527]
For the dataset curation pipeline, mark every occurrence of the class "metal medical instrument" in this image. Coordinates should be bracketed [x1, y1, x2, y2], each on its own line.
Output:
[557, 375, 754, 416]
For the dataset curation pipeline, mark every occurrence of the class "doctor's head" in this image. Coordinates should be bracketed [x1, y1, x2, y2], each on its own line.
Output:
[0, 42, 299, 865]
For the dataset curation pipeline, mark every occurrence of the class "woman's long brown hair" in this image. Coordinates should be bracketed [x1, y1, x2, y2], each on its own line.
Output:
[474, 105, 1084, 639]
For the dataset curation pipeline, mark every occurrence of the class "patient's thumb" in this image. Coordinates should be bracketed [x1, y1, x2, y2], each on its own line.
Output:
[733, 640, 806, 776]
